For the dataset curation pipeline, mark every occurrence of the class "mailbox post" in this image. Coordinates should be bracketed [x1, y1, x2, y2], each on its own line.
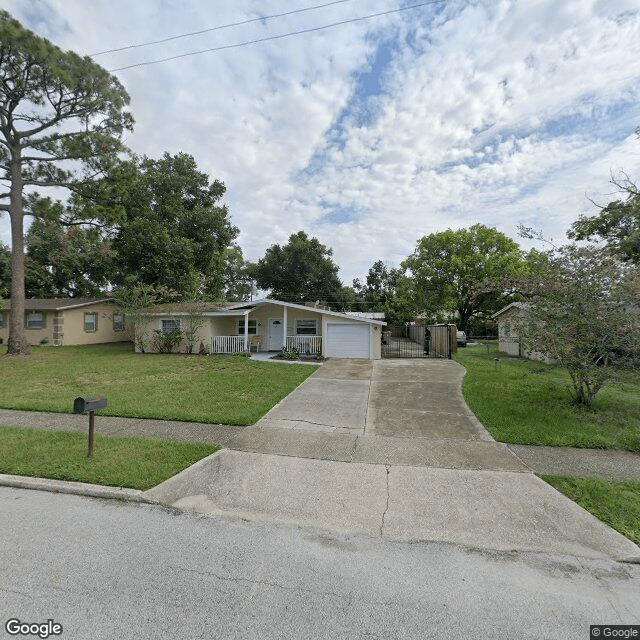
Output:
[73, 396, 108, 458]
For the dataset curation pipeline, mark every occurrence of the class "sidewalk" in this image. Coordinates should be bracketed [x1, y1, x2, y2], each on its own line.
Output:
[0, 408, 242, 447]
[0, 407, 638, 479]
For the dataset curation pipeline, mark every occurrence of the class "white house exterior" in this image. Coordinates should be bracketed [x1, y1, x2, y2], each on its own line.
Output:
[138, 299, 386, 360]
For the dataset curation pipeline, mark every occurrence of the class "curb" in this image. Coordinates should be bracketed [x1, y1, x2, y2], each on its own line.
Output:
[0, 473, 159, 504]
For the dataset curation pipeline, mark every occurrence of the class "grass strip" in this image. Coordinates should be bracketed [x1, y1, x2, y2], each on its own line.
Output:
[455, 343, 640, 452]
[542, 475, 640, 546]
[0, 343, 317, 425]
[0, 426, 218, 490]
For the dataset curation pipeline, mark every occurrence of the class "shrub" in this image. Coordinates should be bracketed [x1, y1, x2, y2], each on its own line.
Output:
[152, 329, 183, 354]
[279, 346, 300, 360]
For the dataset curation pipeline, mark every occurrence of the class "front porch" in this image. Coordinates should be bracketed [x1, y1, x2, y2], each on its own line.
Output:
[210, 335, 323, 355]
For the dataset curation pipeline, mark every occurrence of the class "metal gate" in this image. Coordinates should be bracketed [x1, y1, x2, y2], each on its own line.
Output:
[382, 324, 453, 359]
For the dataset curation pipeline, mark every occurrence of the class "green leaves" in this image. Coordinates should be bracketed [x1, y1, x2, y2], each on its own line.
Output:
[569, 189, 640, 266]
[108, 153, 239, 300]
[403, 224, 525, 331]
[252, 231, 343, 304]
[514, 245, 640, 406]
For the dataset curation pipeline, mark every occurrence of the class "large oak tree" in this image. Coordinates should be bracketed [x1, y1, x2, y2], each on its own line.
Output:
[0, 11, 133, 353]
[403, 224, 525, 331]
[108, 152, 239, 301]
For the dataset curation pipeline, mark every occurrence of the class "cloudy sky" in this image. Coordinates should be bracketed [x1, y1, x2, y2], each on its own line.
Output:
[3, 0, 640, 284]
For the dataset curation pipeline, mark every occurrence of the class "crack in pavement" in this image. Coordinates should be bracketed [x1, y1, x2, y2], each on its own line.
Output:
[364, 376, 373, 435]
[168, 565, 355, 601]
[380, 465, 390, 536]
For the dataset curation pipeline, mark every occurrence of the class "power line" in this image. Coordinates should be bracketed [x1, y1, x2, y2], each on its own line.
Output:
[110, 1, 442, 72]
[91, 0, 358, 56]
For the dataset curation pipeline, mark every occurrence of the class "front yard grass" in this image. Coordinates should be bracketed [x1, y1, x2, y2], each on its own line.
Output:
[542, 475, 640, 546]
[0, 426, 218, 490]
[0, 342, 318, 425]
[455, 343, 640, 452]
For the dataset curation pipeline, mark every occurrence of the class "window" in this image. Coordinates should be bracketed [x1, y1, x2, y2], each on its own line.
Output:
[238, 319, 257, 335]
[295, 319, 317, 335]
[161, 319, 180, 333]
[84, 312, 98, 333]
[26, 312, 44, 330]
[0, 313, 4, 328]
[113, 314, 125, 332]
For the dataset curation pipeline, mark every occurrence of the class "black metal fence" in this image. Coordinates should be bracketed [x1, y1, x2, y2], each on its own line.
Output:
[382, 325, 453, 359]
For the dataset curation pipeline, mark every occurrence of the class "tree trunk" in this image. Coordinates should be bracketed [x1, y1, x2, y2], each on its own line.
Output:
[7, 144, 29, 355]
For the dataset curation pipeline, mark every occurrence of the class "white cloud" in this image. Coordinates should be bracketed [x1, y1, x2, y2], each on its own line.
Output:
[2, 0, 640, 285]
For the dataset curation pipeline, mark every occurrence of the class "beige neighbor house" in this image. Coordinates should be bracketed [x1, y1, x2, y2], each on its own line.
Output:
[492, 302, 557, 363]
[0, 298, 126, 347]
[138, 298, 386, 360]
[492, 302, 526, 357]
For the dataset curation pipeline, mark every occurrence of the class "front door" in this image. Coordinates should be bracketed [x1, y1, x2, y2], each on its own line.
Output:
[267, 318, 284, 351]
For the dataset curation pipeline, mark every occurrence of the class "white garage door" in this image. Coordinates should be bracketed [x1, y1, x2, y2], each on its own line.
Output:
[325, 323, 371, 359]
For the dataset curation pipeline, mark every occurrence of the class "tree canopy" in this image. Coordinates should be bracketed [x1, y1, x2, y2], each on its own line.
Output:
[251, 231, 342, 305]
[0, 10, 133, 353]
[352, 260, 416, 323]
[106, 153, 239, 300]
[402, 224, 525, 331]
[19, 152, 243, 303]
[25, 215, 113, 298]
[568, 175, 640, 265]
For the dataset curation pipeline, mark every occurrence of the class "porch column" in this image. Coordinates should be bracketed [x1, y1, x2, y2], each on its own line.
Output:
[244, 311, 249, 351]
[283, 306, 288, 350]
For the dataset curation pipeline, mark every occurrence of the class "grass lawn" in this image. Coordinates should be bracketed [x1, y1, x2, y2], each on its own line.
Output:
[0, 426, 218, 490]
[542, 475, 640, 546]
[455, 343, 640, 452]
[0, 342, 317, 425]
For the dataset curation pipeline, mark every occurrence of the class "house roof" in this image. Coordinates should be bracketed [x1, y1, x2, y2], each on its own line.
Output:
[491, 302, 528, 320]
[140, 298, 387, 325]
[138, 301, 226, 314]
[1, 298, 114, 311]
[225, 298, 387, 325]
[344, 311, 387, 320]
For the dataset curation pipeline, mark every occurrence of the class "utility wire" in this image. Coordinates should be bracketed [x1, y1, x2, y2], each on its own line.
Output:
[91, 0, 358, 56]
[110, 1, 442, 72]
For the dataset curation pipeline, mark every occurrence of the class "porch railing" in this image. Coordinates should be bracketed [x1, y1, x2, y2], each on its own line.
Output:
[211, 335, 246, 354]
[286, 335, 322, 354]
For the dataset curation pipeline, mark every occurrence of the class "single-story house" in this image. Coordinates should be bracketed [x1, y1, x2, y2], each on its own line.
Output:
[492, 302, 526, 357]
[0, 298, 126, 347]
[492, 302, 557, 363]
[138, 298, 386, 359]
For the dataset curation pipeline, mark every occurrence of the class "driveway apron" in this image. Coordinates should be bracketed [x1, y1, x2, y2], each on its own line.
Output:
[146, 358, 640, 562]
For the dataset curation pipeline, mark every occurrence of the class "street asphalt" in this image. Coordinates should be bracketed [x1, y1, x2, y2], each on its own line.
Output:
[1, 357, 639, 563]
[4, 487, 638, 640]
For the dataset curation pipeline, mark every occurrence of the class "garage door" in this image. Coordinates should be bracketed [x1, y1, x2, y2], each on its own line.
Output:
[325, 323, 371, 359]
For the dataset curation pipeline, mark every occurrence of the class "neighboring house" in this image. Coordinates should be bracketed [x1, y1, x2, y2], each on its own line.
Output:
[0, 298, 126, 347]
[492, 302, 527, 357]
[138, 298, 386, 359]
[492, 302, 556, 363]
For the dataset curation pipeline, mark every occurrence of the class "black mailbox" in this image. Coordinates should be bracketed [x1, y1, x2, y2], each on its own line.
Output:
[74, 396, 108, 414]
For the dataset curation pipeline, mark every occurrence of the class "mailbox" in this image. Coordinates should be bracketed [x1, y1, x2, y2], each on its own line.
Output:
[73, 396, 108, 414]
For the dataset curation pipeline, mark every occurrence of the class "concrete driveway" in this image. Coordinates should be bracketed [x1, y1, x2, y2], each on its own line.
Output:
[146, 359, 640, 562]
